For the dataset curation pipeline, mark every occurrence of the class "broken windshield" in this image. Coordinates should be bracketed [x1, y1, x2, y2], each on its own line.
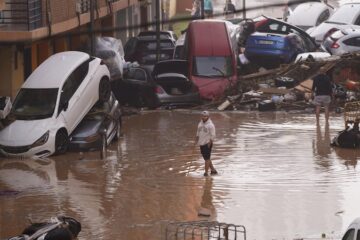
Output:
[193, 56, 233, 78]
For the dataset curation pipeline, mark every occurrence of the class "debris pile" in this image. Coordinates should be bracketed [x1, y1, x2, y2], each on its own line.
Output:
[201, 53, 360, 112]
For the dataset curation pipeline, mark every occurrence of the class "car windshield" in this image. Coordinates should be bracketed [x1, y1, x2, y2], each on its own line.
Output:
[326, 4, 360, 24]
[193, 57, 233, 77]
[12, 88, 58, 120]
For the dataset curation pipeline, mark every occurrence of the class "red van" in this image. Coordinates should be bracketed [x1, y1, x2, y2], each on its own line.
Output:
[184, 20, 238, 100]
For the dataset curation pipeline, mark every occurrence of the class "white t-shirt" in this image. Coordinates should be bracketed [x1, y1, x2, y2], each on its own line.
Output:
[196, 119, 216, 146]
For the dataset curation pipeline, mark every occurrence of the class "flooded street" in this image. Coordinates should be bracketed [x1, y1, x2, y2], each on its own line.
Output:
[1, 111, 360, 240]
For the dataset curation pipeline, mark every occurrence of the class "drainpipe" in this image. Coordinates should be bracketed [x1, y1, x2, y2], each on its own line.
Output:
[46, 0, 52, 36]
[243, 0, 246, 19]
[201, 0, 204, 19]
[90, 0, 95, 56]
[156, 0, 160, 61]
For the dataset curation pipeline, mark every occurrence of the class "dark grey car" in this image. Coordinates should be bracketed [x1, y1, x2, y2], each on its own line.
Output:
[69, 93, 121, 156]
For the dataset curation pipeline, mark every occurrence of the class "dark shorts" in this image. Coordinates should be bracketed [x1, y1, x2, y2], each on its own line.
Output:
[200, 143, 212, 161]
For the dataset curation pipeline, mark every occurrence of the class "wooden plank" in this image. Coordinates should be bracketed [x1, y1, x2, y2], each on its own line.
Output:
[258, 87, 290, 95]
[294, 79, 313, 93]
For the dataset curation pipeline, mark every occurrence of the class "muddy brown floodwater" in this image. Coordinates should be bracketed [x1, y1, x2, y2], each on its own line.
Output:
[1, 110, 360, 240]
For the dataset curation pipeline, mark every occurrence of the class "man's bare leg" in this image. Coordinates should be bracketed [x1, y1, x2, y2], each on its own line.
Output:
[316, 106, 321, 123]
[205, 160, 210, 175]
[325, 105, 330, 123]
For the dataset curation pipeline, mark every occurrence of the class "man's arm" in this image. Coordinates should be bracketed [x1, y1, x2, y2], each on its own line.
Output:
[209, 124, 216, 146]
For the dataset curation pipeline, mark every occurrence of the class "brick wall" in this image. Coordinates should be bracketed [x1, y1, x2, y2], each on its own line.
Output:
[50, 0, 77, 24]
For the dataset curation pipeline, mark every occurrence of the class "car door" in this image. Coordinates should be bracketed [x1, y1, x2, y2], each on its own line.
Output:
[58, 59, 90, 133]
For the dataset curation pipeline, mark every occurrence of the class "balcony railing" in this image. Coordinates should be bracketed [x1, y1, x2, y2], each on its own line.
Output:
[0, 0, 124, 32]
[0, 0, 42, 31]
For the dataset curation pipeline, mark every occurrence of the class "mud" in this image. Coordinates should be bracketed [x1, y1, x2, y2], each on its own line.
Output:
[1, 110, 360, 240]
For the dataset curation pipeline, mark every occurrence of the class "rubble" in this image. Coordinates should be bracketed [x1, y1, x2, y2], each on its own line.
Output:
[193, 52, 360, 112]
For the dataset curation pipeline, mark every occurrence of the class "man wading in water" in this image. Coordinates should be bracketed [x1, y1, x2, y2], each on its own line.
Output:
[195, 111, 218, 176]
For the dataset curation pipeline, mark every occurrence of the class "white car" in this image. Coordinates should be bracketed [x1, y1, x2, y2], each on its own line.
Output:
[322, 27, 360, 55]
[0, 51, 111, 158]
[287, 2, 334, 31]
[307, 2, 360, 44]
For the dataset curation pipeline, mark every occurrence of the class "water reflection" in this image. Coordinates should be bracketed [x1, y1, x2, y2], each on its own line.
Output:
[313, 122, 333, 168]
[1, 111, 360, 240]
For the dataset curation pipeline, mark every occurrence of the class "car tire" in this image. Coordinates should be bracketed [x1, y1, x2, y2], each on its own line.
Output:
[114, 120, 121, 141]
[55, 130, 69, 155]
[99, 78, 111, 103]
[100, 134, 107, 159]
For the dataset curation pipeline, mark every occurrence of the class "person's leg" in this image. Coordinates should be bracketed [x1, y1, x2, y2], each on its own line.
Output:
[325, 105, 330, 123]
[207, 143, 217, 174]
[316, 105, 321, 122]
[201, 145, 210, 176]
[209, 161, 217, 174]
[204, 160, 210, 176]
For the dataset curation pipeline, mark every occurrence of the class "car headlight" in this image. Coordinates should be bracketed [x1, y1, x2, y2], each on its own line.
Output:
[32, 131, 49, 148]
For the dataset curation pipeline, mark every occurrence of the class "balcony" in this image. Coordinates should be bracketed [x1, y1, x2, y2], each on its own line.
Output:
[0, 0, 42, 31]
[0, 0, 132, 41]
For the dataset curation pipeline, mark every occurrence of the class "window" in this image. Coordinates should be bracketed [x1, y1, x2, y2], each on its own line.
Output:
[125, 68, 147, 82]
[317, 9, 330, 26]
[342, 229, 355, 240]
[355, 15, 360, 25]
[193, 56, 233, 77]
[357, 230, 360, 240]
[134, 69, 146, 81]
[344, 37, 360, 47]
[60, 59, 90, 105]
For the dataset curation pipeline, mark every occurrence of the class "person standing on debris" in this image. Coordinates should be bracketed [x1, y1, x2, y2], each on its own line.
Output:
[195, 111, 218, 176]
[312, 67, 333, 123]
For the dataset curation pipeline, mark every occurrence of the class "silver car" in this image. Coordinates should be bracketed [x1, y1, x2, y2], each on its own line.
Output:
[322, 28, 360, 55]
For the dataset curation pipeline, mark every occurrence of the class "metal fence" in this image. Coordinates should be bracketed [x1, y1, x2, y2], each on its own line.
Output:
[164, 221, 247, 240]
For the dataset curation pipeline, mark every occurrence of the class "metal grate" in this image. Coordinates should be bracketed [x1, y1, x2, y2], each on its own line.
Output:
[165, 221, 246, 240]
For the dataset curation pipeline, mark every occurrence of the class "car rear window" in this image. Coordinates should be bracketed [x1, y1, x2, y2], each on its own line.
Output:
[139, 53, 172, 64]
[138, 41, 174, 51]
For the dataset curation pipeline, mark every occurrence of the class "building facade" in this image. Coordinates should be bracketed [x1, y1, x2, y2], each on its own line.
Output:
[0, 0, 145, 98]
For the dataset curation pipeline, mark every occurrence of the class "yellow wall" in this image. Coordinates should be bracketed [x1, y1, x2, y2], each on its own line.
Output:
[0, 47, 12, 98]
[0, 46, 24, 99]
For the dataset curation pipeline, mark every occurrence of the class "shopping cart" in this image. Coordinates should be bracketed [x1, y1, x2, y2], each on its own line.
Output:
[344, 101, 360, 128]
[164, 220, 246, 240]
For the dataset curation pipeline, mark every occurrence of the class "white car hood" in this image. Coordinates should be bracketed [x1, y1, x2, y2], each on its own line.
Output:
[0, 119, 53, 146]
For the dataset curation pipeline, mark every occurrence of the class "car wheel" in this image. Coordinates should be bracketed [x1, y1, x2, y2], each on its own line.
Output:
[114, 120, 121, 141]
[55, 130, 69, 155]
[99, 78, 111, 103]
[100, 134, 107, 159]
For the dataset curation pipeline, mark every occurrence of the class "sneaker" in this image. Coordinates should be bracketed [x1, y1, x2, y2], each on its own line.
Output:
[203, 172, 208, 176]
[210, 170, 218, 175]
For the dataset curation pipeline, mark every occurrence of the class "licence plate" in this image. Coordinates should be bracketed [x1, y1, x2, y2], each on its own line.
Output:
[258, 40, 274, 45]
